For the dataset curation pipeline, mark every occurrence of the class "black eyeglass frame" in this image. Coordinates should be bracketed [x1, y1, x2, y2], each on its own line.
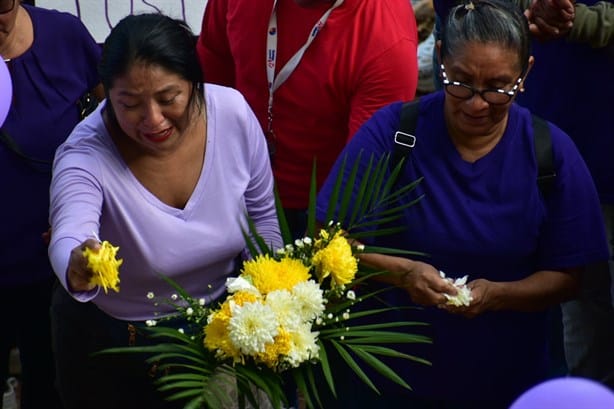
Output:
[440, 64, 523, 106]
[0, 0, 15, 14]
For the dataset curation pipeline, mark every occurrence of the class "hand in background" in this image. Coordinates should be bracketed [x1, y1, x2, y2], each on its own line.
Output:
[525, 0, 575, 41]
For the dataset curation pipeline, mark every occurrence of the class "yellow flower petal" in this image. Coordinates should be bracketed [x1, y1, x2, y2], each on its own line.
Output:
[241, 255, 310, 295]
[83, 240, 123, 293]
[312, 233, 357, 286]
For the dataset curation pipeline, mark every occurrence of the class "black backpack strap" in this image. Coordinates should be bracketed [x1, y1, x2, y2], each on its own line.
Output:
[392, 100, 420, 172]
[532, 114, 556, 198]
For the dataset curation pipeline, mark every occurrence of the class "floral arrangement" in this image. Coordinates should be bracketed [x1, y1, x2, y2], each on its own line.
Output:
[100, 154, 432, 409]
[203, 223, 358, 374]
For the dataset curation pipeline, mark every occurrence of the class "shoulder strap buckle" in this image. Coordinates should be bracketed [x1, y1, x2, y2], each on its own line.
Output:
[394, 131, 416, 148]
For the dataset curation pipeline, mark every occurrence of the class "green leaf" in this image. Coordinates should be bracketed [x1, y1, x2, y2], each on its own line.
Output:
[347, 346, 411, 390]
[354, 345, 432, 366]
[325, 153, 350, 226]
[317, 340, 336, 399]
[307, 159, 318, 239]
[274, 185, 293, 245]
[330, 339, 379, 395]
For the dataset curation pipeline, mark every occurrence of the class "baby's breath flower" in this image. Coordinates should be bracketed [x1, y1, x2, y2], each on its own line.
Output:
[342, 312, 350, 320]
[178, 328, 184, 334]
[186, 307, 194, 316]
[146, 320, 157, 327]
[199, 298, 206, 306]
[171, 294, 178, 301]
[303, 237, 312, 245]
[146, 292, 154, 299]
[346, 290, 356, 300]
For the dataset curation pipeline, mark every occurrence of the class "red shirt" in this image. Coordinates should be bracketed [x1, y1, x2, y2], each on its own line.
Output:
[197, 0, 418, 209]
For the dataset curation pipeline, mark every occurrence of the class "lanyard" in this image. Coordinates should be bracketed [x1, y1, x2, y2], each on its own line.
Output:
[265, 0, 344, 151]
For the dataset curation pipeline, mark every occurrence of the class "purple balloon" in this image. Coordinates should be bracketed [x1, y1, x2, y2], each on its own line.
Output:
[510, 377, 614, 409]
[0, 56, 12, 127]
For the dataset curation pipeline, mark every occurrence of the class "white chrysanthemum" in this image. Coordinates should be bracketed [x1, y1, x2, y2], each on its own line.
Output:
[226, 276, 258, 294]
[444, 286, 473, 307]
[265, 290, 301, 330]
[286, 323, 320, 367]
[228, 302, 279, 355]
[440, 272, 473, 307]
[292, 280, 325, 322]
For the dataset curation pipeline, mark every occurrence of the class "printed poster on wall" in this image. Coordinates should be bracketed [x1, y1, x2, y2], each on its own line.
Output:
[36, 0, 208, 43]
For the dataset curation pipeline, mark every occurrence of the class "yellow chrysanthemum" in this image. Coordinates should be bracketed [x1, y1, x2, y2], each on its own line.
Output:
[83, 240, 123, 293]
[204, 310, 242, 363]
[312, 233, 357, 286]
[256, 328, 293, 370]
[241, 255, 309, 295]
[230, 290, 260, 306]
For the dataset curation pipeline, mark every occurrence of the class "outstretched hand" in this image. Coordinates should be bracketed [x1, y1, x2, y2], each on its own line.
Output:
[67, 238, 101, 292]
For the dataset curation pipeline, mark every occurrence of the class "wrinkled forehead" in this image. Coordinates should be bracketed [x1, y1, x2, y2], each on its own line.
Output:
[441, 40, 524, 73]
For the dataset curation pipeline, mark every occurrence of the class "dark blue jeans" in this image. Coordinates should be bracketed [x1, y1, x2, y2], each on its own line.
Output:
[0, 277, 62, 409]
[50, 284, 184, 409]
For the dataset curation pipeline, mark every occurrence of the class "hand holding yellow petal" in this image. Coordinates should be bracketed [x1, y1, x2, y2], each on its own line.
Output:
[83, 240, 123, 293]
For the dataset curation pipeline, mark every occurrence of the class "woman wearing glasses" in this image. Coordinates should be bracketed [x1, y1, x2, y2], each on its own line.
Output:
[315, 0, 609, 408]
[0, 1, 101, 408]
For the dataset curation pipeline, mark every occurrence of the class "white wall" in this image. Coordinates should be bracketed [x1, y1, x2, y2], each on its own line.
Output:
[36, 0, 208, 43]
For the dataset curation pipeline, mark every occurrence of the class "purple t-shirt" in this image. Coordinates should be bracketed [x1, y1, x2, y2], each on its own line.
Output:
[49, 84, 282, 321]
[0, 4, 101, 286]
[316, 91, 609, 404]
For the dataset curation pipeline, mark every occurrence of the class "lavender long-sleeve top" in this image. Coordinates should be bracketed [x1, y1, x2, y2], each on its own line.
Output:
[49, 84, 282, 321]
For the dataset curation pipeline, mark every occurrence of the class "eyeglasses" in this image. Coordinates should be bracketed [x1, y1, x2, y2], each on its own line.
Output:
[440, 64, 522, 105]
[0, 0, 15, 14]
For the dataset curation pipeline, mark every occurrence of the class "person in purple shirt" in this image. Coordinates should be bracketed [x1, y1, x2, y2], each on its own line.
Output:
[0, 1, 101, 408]
[515, 0, 614, 390]
[315, 0, 609, 407]
[47, 14, 281, 409]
